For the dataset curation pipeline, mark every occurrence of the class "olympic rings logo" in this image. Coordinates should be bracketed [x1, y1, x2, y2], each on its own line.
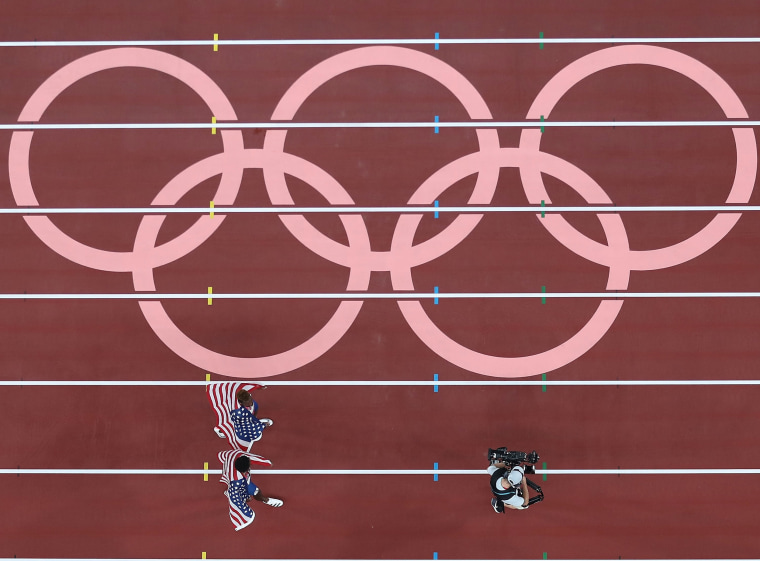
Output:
[8, 45, 756, 379]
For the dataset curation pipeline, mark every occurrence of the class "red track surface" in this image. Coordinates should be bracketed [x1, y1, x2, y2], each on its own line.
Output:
[1, 1, 760, 558]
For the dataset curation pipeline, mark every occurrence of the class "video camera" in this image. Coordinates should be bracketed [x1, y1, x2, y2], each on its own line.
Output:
[488, 447, 539, 474]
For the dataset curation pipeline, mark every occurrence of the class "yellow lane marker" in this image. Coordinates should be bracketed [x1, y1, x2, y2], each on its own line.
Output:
[211, 116, 216, 134]
[203, 462, 209, 482]
[213, 33, 218, 51]
[205, 373, 211, 382]
[207, 287, 213, 305]
[210, 200, 214, 218]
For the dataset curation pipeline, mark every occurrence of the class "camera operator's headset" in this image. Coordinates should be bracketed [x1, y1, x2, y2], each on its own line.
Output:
[507, 466, 545, 506]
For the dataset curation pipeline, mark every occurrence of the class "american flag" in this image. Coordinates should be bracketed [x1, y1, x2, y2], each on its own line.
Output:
[207, 382, 264, 450]
[218, 449, 271, 531]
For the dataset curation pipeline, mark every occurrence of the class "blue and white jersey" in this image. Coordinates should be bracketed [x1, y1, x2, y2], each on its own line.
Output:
[230, 405, 264, 443]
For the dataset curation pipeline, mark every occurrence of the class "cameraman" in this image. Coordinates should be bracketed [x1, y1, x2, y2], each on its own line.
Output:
[489, 463, 530, 512]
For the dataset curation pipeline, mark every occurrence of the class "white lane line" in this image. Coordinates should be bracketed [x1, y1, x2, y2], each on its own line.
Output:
[1, 292, 760, 300]
[0, 559, 754, 561]
[2, 120, 759, 130]
[2, 468, 760, 475]
[0, 559, 755, 561]
[1, 37, 760, 47]
[2, 205, 760, 214]
[0, 380, 758, 387]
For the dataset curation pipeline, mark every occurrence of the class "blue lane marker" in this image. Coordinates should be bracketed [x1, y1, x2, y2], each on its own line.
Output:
[434, 462, 439, 481]
[434, 199, 439, 218]
[434, 115, 439, 134]
[434, 554, 438, 560]
[434, 286, 439, 304]
[435, 32, 440, 50]
[434, 373, 439, 392]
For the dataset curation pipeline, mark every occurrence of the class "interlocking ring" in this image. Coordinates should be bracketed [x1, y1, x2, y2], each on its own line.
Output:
[9, 48, 245, 272]
[519, 45, 756, 271]
[9, 45, 755, 378]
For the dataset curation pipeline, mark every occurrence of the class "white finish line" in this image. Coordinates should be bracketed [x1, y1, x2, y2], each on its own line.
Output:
[1, 205, 759, 214]
[2, 119, 759, 130]
[2, 468, 759, 476]
[2, 36, 760, 47]
[0, 380, 759, 387]
[2, 559, 757, 561]
[2, 291, 760, 300]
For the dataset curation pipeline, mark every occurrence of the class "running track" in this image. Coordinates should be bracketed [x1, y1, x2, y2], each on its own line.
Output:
[1, 1, 760, 559]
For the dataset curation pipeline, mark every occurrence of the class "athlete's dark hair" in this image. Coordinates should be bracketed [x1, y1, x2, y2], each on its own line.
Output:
[236, 389, 252, 404]
[234, 455, 251, 474]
